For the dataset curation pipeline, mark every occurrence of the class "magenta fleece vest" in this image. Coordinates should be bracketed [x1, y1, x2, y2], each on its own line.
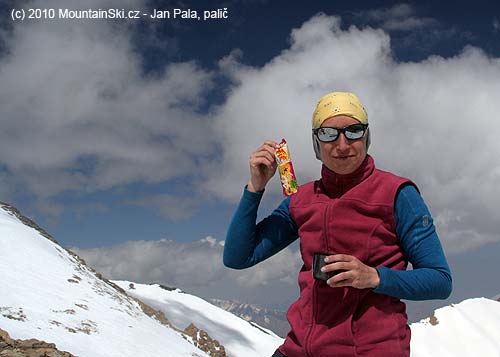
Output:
[281, 156, 412, 357]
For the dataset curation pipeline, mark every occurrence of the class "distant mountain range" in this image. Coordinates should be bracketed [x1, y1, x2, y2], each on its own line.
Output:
[208, 298, 289, 338]
[1, 201, 500, 356]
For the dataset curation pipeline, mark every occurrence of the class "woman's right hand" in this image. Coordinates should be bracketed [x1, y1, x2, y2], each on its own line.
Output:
[247, 140, 279, 192]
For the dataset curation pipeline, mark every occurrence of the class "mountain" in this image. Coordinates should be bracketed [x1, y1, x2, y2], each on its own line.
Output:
[208, 298, 289, 338]
[113, 281, 284, 357]
[0, 202, 212, 357]
[2, 200, 500, 357]
[0, 327, 76, 356]
[410, 297, 500, 356]
[119, 280, 500, 357]
[0, 202, 283, 357]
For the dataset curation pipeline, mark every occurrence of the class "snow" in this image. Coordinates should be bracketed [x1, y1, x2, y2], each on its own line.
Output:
[116, 280, 500, 357]
[0, 205, 208, 357]
[113, 281, 284, 357]
[410, 297, 500, 356]
[2, 203, 500, 357]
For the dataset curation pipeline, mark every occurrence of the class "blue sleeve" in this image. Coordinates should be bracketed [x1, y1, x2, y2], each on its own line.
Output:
[223, 187, 299, 269]
[373, 184, 453, 300]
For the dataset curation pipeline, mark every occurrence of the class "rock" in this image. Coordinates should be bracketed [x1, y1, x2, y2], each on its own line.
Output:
[0, 328, 76, 357]
[0, 329, 12, 344]
[184, 323, 226, 357]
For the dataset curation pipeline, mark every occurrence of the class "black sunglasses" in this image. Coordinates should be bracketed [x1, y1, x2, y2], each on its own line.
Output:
[313, 123, 368, 142]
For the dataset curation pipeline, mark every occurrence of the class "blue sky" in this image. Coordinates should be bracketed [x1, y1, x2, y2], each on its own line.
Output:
[1, 0, 500, 320]
[2, 0, 498, 248]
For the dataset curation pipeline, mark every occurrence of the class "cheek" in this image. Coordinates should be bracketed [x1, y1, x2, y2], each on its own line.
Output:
[319, 143, 333, 155]
[353, 139, 367, 154]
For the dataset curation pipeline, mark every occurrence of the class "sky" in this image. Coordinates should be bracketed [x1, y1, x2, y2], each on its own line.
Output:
[1, 0, 500, 321]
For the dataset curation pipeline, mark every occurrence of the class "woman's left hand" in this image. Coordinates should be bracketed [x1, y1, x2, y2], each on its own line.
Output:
[321, 254, 380, 289]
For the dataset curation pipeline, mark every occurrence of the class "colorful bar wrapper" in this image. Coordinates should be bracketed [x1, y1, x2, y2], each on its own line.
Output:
[275, 139, 299, 196]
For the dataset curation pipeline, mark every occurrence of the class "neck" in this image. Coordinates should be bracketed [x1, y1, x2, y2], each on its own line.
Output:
[320, 155, 374, 198]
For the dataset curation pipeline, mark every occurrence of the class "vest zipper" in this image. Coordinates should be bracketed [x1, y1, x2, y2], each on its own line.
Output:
[304, 279, 318, 357]
[306, 201, 331, 355]
[324, 203, 331, 252]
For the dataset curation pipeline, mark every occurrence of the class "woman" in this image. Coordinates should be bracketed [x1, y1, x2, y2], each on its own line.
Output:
[223, 92, 452, 357]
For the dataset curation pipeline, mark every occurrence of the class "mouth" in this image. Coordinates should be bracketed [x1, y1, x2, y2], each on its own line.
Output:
[333, 155, 354, 160]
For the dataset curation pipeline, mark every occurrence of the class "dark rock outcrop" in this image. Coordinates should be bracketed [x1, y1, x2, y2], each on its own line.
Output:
[0, 328, 76, 357]
[0, 202, 56, 244]
[184, 323, 226, 357]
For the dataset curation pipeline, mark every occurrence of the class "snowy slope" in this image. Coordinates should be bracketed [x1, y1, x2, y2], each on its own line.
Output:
[114, 281, 500, 357]
[113, 281, 283, 357]
[0, 204, 208, 357]
[410, 297, 500, 356]
[3, 201, 500, 357]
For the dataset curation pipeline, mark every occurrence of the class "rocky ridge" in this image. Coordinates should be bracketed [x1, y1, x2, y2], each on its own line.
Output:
[0, 202, 224, 357]
[0, 328, 76, 357]
[183, 324, 226, 357]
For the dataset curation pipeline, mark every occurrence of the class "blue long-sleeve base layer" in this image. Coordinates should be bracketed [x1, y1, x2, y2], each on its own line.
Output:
[224, 184, 452, 301]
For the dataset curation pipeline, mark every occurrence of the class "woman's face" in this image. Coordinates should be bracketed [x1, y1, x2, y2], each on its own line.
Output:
[318, 115, 368, 175]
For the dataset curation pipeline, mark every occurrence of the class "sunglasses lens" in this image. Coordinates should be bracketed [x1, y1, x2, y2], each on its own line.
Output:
[317, 128, 339, 142]
[315, 124, 367, 142]
[344, 125, 366, 140]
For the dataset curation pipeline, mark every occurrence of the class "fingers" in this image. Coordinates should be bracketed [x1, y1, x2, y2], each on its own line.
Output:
[322, 255, 379, 289]
[248, 140, 279, 192]
[250, 141, 279, 164]
[250, 150, 276, 168]
[321, 255, 354, 287]
[321, 261, 351, 273]
[324, 254, 352, 263]
[249, 141, 279, 175]
[327, 271, 352, 287]
[320, 255, 354, 273]
[256, 140, 279, 153]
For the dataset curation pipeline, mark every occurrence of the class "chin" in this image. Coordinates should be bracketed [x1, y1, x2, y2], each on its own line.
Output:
[325, 158, 360, 175]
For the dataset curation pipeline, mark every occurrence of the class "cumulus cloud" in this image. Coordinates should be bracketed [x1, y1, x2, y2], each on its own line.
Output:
[205, 14, 500, 254]
[1, 3, 500, 256]
[356, 3, 438, 31]
[74, 237, 301, 306]
[0, 0, 216, 201]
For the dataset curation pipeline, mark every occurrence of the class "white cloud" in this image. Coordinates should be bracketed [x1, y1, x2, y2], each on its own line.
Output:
[364, 3, 415, 21]
[1, 4, 499, 255]
[74, 237, 301, 306]
[204, 15, 500, 254]
[358, 3, 438, 31]
[383, 16, 437, 31]
[494, 17, 500, 32]
[0, 0, 216, 201]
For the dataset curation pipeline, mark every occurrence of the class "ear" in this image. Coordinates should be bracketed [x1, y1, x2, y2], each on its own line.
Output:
[312, 132, 322, 161]
[365, 128, 371, 151]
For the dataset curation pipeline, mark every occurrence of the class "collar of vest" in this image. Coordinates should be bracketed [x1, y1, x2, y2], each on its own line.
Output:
[320, 154, 374, 197]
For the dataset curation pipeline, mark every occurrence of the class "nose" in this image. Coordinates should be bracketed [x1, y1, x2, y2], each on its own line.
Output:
[336, 132, 351, 151]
